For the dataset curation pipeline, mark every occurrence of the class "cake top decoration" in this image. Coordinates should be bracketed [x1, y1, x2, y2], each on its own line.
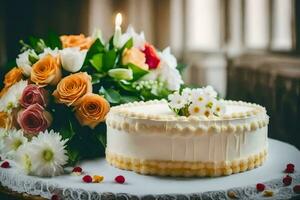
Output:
[168, 86, 226, 118]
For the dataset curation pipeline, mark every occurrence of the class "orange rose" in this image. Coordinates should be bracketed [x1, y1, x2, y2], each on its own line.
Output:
[0, 87, 8, 98]
[122, 47, 149, 70]
[31, 55, 62, 86]
[3, 67, 23, 88]
[53, 72, 92, 106]
[74, 93, 110, 129]
[0, 112, 12, 129]
[60, 34, 93, 50]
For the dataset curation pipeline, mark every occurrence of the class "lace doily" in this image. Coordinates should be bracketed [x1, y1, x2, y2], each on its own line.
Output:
[0, 139, 299, 200]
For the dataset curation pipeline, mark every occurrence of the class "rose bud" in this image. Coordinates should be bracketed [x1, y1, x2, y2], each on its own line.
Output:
[17, 104, 52, 136]
[60, 48, 87, 73]
[20, 84, 49, 108]
[143, 43, 160, 69]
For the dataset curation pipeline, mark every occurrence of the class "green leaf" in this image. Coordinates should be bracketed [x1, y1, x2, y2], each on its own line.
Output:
[102, 50, 117, 71]
[118, 80, 136, 92]
[128, 63, 149, 81]
[122, 38, 133, 50]
[99, 87, 121, 104]
[176, 63, 187, 74]
[91, 73, 105, 84]
[89, 53, 103, 72]
[84, 39, 105, 66]
[28, 51, 39, 64]
[45, 31, 62, 49]
[120, 95, 140, 103]
[59, 120, 75, 140]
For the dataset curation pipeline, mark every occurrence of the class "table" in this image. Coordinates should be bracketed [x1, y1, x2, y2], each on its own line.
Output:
[0, 139, 299, 200]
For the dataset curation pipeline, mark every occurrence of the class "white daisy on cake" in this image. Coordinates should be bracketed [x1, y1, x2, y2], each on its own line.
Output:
[16, 50, 33, 76]
[212, 101, 226, 116]
[26, 130, 68, 177]
[1, 129, 28, 159]
[182, 88, 193, 102]
[168, 92, 186, 109]
[203, 85, 218, 98]
[188, 103, 203, 116]
[191, 89, 207, 105]
[0, 80, 27, 113]
[15, 143, 33, 174]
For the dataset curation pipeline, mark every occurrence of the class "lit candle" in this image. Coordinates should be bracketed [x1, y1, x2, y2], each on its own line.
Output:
[113, 13, 122, 48]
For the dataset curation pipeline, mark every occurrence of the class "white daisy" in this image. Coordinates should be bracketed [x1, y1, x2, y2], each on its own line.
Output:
[213, 101, 226, 116]
[16, 50, 32, 76]
[188, 103, 203, 116]
[203, 85, 217, 98]
[28, 130, 68, 177]
[0, 80, 28, 113]
[182, 88, 193, 102]
[38, 47, 59, 59]
[201, 107, 213, 118]
[1, 129, 28, 158]
[169, 92, 186, 109]
[191, 89, 207, 105]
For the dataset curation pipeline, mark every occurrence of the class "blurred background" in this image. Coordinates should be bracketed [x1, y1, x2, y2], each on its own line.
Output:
[0, 0, 299, 149]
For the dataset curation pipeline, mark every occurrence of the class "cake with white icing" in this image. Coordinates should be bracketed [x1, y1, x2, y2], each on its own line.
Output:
[106, 88, 269, 177]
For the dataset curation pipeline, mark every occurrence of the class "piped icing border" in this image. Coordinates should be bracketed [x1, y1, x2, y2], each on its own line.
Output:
[106, 149, 267, 177]
[106, 100, 269, 135]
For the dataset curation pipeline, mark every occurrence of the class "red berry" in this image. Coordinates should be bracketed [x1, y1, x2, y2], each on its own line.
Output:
[1, 161, 10, 168]
[51, 194, 59, 200]
[82, 175, 93, 183]
[256, 183, 265, 192]
[283, 175, 292, 186]
[115, 175, 125, 184]
[293, 185, 300, 194]
[285, 163, 295, 173]
[72, 166, 82, 173]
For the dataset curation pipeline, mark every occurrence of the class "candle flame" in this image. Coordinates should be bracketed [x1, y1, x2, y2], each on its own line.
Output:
[115, 13, 122, 27]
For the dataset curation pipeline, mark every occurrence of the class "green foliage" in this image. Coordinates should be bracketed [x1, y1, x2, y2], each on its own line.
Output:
[128, 63, 149, 81]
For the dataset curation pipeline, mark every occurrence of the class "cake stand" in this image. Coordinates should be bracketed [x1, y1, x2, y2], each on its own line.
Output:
[0, 139, 299, 200]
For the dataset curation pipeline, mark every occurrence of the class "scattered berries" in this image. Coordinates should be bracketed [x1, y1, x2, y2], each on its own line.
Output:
[82, 175, 93, 183]
[51, 194, 59, 200]
[93, 175, 104, 183]
[256, 183, 265, 192]
[72, 166, 83, 173]
[293, 185, 300, 194]
[1, 161, 10, 168]
[282, 175, 292, 186]
[115, 175, 125, 184]
[285, 163, 295, 173]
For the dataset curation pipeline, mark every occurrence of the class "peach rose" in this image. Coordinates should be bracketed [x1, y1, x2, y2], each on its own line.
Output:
[0, 87, 8, 98]
[53, 72, 92, 106]
[74, 93, 110, 129]
[122, 47, 149, 70]
[0, 112, 12, 129]
[31, 55, 62, 86]
[60, 34, 93, 50]
[3, 67, 23, 88]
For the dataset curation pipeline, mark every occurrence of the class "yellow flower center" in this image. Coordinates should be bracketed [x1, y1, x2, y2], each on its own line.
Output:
[198, 97, 203, 102]
[43, 149, 54, 162]
[193, 107, 200, 113]
[22, 154, 32, 173]
[204, 110, 210, 117]
[12, 139, 22, 150]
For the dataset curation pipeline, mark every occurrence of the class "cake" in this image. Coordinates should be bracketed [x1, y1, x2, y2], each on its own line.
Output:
[106, 95, 269, 177]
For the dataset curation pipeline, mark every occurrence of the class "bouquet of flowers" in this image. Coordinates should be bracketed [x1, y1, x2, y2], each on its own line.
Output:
[0, 20, 184, 176]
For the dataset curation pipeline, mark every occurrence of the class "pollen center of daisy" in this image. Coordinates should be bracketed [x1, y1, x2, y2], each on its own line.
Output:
[198, 97, 203, 101]
[193, 107, 200, 113]
[12, 139, 23, 150]
[42, 149, 54, 162]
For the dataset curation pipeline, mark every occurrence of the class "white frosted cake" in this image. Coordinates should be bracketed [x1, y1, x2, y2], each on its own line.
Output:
[106, 98, 269, 177]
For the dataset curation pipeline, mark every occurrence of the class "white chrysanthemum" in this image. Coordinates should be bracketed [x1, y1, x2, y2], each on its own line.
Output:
[1, 129, 27, 158]
[38, 47, 59, 59]
[28, 130, 68, 177]
[203, 85, 218, 98]
[213, 101, 226, 116]
[0, 80, 28, 113]
[188, 103, 203, 116]
[0, 128, 8, 152]
[143, 47, 183, 91]
[16, 50, 32, 76]
[15, 143, 33, 174]
[169, 92, 186, 109]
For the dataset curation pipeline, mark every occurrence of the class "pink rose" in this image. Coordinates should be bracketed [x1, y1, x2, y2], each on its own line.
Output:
[20, 84, 49, 108]
[17, 104, 52, 135]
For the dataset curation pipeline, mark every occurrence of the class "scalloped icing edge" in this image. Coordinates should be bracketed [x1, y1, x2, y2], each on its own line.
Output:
[107, 100, 269, 135]
[106, 149, 267, 177]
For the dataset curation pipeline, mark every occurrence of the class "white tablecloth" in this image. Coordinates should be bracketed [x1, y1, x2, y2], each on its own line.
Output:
[0, 139, 299, 200]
